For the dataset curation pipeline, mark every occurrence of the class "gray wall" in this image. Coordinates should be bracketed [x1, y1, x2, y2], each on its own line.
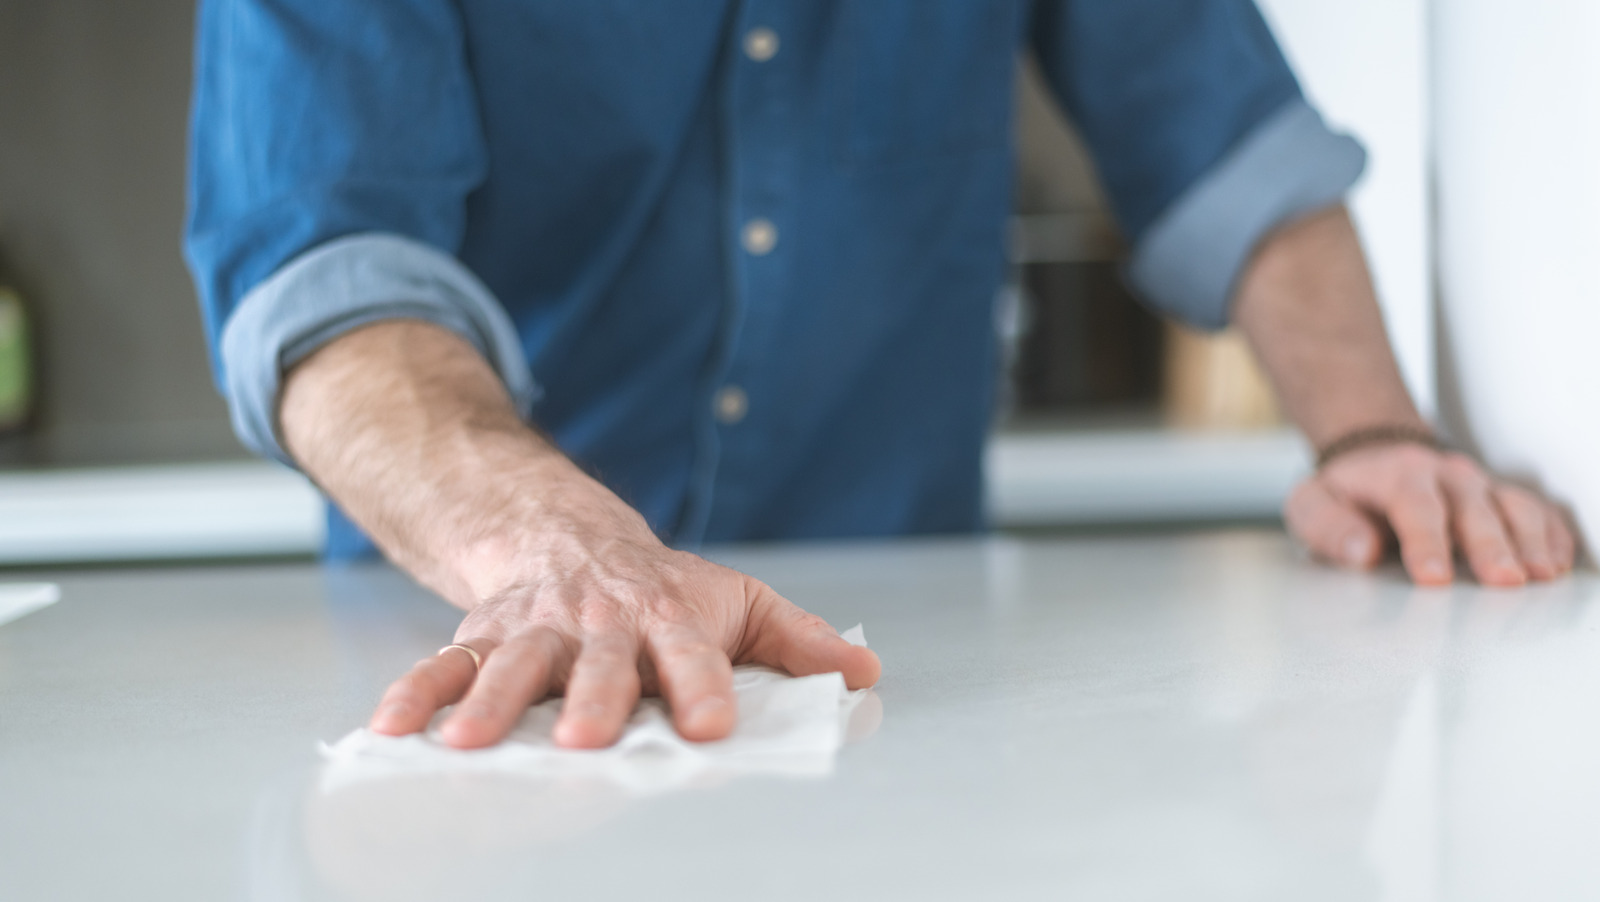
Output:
[0, 0, 240, 466]
[1015, 59, 1111, 221]
[0, 3, 1104, 469]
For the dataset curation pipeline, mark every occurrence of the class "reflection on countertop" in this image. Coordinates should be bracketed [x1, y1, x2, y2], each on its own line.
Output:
[1365, 592, 1600, 902]
[259, 690, 885, 902]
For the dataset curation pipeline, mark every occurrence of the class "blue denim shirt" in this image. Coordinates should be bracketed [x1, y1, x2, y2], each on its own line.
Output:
[185, 1, 1364, 559]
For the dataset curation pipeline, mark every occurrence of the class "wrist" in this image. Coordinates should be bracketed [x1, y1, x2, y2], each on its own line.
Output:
[431, 439, 658, 605]
[1314, 421, 1443, 469]
[1298, 405, 1429, 454]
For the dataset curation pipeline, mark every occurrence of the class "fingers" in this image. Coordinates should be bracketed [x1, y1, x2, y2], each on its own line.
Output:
[646, 625, 737, 742]
[1284, 480, 1385, 569]
[1439, 459, 1525, 587]
[376, 567, 882, 751]
[1547, 506, 1577, 574]
[1379, 479, 1455, 587]
[553, 632, 643, 749]
[1493, 485, 1561, 581]
[370, 640, 486, 736]
[744, 584, 881, 690]
[1322, 446, 1578, 585]
[438, 627, 569, 749]
[1497, 485, 1577, 580]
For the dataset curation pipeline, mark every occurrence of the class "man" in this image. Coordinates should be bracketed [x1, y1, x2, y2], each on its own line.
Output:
[186, 1, 1574, 752]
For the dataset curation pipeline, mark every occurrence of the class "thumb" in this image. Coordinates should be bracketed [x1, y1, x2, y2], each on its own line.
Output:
[739, 580, 881, 689]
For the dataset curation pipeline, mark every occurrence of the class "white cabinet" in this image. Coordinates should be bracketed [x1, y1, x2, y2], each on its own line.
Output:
[1433, 0, 1600, 555]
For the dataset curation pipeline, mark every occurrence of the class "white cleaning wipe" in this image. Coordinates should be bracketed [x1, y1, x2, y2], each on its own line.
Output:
[0, 583, 59, 628]
[320, 624, 873, 795]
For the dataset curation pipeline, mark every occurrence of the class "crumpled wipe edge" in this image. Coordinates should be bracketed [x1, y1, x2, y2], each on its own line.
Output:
[318, 624, 872, 794]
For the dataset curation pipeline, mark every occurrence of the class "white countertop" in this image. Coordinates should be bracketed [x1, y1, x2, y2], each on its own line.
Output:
[3, 529, 1596, 901]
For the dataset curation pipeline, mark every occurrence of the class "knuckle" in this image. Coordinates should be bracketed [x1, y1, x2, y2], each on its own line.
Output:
[664, 640, 722, 664]
[787, 608, 834, 634]
[1494, 485, 1541, 517]
[644, 592, 695, 623]
[518, 634, 570, 668]
[502, 627, 555, 657]
[523, 615, 572, 636]
[579, 595, 639, 632]
[1440, 454, 1484, 484]
[1396, 482, 1445, 512]
[577, 635, 640, 667]
[1386, 443, 1439, 470]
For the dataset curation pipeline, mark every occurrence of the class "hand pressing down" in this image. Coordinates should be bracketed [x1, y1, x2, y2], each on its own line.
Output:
[367, 535, 882, 750]
[1286, 443, 1576, 586]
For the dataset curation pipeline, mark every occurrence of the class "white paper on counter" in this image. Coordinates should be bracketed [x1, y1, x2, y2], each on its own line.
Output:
[0, 583, 60, 627]
[320, 624, 874, 795]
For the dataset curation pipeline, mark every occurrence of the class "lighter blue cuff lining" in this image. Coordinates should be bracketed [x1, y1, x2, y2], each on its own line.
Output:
[218, 233, 539, 467]
[1127, 98, 1368, 331]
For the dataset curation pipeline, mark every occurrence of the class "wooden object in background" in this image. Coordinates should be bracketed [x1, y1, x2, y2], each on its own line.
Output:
[1016, 261, 1164, 413]
[1162, 324, 1282, 430]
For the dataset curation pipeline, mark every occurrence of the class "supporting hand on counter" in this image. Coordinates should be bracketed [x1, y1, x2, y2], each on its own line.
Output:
[279, 320, 880, 748]
[1234, 205, 1575, 586]
[1286, 443, 1574, 586]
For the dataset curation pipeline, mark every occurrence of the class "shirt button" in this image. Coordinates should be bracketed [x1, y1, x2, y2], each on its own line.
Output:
[714, 385, 749, 424]
[743, 27, 780, 62]
[741, 218, 778, 256]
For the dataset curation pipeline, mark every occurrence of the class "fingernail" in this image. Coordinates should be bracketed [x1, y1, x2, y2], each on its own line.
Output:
[1343, 535, 1372, 565]
[1420, 558, 1451, 581]
[378, 702, 409, 720]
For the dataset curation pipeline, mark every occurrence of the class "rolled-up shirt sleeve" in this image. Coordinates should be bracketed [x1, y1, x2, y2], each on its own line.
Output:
[1030, 0, 1368, 330]
[219, 234, 537, 465]
[183, 0, 534, 466]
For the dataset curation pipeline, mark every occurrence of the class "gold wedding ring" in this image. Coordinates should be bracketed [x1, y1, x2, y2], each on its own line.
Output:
[438, 643, 483, 671]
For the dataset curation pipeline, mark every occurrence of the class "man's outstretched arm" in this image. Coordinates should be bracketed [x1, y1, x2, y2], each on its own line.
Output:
[1233, 205, 1575, 585]
[279, 320, 880, 749]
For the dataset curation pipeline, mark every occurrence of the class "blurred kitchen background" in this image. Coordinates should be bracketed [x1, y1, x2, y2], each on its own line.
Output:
[12, 0, 1552, 566]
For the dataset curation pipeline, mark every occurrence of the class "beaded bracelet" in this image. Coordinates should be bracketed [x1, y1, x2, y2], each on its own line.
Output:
[1315, 424, 1444, 469]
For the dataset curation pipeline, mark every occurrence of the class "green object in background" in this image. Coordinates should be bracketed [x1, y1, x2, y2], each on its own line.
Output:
[0, 287, 32, 432]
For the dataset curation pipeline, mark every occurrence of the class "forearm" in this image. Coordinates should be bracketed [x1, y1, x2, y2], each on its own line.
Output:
[1232, 206, 1426, 448]
[278, 319, 646, 609]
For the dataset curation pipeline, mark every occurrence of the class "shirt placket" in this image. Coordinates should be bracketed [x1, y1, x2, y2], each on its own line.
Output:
[677, 0, 798, 544]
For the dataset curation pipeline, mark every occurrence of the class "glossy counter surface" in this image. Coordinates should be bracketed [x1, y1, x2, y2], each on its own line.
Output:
[3, 530, 1597, 901]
